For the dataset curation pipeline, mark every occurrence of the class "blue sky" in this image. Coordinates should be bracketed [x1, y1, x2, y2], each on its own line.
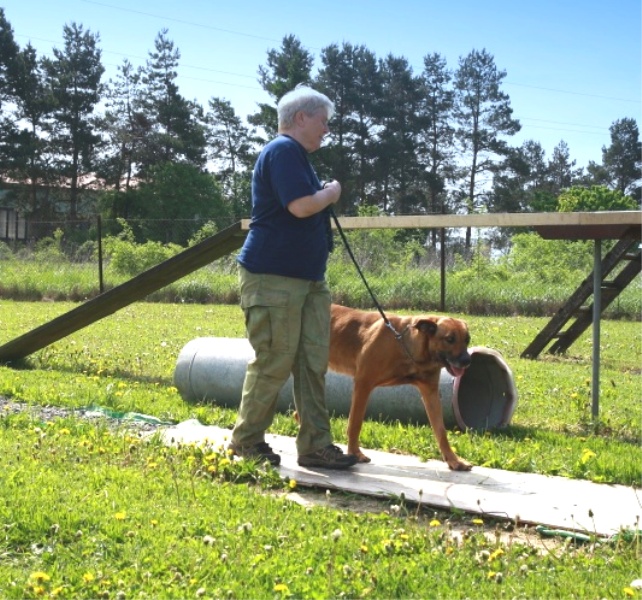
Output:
[4, 0, 641, 169]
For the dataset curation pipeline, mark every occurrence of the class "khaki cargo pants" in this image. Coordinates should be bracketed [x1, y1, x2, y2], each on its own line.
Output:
[231, 266, 334, 455]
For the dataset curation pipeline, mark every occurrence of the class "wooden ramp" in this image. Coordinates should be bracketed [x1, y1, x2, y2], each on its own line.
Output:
[522, 227, 641, 359]
[158, 421, 642, 537]
[0, 222, 247, 364]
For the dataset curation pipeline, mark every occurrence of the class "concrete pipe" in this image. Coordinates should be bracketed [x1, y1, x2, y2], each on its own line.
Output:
[174, 337, 518, 431]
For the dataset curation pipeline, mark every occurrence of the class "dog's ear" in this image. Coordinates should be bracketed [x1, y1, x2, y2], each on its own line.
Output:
[415, 319, 438, 336]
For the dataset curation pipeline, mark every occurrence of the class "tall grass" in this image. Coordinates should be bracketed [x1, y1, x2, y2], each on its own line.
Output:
[0, 255, 639, 318]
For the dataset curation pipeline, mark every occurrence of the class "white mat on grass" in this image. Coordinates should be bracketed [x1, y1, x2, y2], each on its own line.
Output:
[157, 420, 641, 537]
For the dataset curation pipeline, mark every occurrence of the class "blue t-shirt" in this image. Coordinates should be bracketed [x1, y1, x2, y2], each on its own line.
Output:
[237, 135, 331, 281]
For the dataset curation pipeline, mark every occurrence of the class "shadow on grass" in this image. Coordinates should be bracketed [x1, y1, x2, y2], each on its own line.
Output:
[486, 423, 640, 446]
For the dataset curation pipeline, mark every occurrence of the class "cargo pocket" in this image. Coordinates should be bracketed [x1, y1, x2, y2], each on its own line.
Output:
[241, 289, 291, 354]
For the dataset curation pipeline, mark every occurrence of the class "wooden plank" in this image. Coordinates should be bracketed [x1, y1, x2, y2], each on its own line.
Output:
[0, 222, 247, 363]
[158, 421, 642, 537]
[242, 211, 642, 231]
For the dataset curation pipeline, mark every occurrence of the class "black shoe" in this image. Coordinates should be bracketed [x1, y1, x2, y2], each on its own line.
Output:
[229, 441, 281, 466]
[298, 444, 358, 469]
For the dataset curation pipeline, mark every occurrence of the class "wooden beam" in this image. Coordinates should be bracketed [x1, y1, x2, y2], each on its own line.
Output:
[0, 222, 247, 364]
[241, 211, 642, 231]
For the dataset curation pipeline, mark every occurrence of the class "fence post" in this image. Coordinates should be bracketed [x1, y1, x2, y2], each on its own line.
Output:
[440, 227, 446, 312]
[97, 215, 104, 294]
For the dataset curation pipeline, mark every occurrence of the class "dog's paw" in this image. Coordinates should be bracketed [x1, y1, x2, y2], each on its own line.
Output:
[349, 450, 371, 463]
[448, 457, 473, 471]
[356, 452, 371, 464]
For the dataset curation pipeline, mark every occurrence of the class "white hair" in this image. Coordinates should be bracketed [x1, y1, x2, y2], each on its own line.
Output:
[277, 85, 335, 130]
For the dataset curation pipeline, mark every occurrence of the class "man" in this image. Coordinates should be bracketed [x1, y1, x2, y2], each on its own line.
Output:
[229, 85, 357, 470]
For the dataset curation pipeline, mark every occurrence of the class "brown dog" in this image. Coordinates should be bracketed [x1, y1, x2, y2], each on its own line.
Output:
[329, 303, 473, 471]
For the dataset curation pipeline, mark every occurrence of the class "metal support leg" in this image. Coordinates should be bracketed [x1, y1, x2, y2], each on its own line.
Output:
[592, 239, 601, 418]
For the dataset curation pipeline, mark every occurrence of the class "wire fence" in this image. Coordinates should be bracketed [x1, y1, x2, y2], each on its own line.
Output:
[0, 215, 639, 321]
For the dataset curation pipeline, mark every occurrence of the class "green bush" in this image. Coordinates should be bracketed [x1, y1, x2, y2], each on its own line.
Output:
[329, 206, 424, 274]
[0, 241, 12, 260]
[33, 228, 66, 263]
[502, 233, 594, 282]
[103, 220, 182, 276]
[558, 185, 638, 212]
[188, 221, 219, 246]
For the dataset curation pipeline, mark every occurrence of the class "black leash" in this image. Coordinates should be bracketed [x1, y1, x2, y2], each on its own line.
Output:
[328, 207, 403, 340]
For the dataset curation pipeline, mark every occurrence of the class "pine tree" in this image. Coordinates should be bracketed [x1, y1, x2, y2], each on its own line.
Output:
[453, 49, 520, 249]
[44, 22, 104, 219]
[205, 97, 254, 218]
[6, 43, 56, 215]
[139, 29, 206, 174]
[601, 118, 641, 200]
[249, 35, 313, 140]
[417, 53, 455, 247]
[374, 54, 424, 215]
[315, 42, 381, 213]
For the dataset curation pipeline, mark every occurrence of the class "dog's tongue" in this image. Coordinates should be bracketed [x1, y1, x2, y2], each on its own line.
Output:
[448, 363, 468, 378]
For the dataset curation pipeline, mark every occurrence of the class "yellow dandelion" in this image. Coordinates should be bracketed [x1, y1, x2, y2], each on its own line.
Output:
[472, 518, 484, 525]
[429, 519, 441, 527]
[30, 572, 51, 583]
[623, 587, 635, 597]
[219, 458, 231, 467]
[82, 572, 95, 583]
[150, 519, 159, 527]
[52, 586, 65, 597]
[114, 511, 126, 521]
[207, 465, 217, 473]
[288, 479, 297, 490]
[360, 544, 368, 553]
[489, 548, 504, 561]
[273, 583, 289, 593]
[487, 571, 496, 579]
[580, 449, 596, 464]
[58, 428, 71, 435]
[32, 585, 46, 596]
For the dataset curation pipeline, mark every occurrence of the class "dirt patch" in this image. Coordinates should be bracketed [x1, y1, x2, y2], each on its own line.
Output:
[0, 397, 168, 434]
[282, 487, 563, 551]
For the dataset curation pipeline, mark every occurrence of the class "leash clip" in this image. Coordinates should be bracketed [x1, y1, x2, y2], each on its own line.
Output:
[385, 320, 403, 340]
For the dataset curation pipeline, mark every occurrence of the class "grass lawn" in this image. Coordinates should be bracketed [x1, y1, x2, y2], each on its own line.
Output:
[0, 300, 640, 598]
